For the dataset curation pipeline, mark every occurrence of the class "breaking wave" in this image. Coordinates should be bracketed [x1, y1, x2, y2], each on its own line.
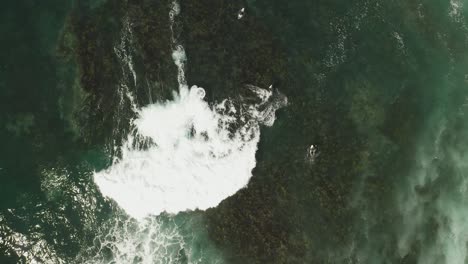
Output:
[93, 83, 287, 219]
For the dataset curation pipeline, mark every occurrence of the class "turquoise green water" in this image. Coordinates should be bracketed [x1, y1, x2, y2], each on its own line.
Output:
[2, 0, 468, 263]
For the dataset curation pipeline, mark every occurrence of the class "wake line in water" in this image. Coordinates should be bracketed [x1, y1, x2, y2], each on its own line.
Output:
[93, 0, 287, 219]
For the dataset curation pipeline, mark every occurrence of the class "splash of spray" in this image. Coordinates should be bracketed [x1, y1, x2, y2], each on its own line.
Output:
[94, 83, 286, 219]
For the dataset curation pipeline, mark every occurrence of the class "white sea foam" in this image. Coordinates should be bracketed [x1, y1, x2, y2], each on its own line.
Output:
[94, 83, 286, 219]
[79, 217, 190, 264]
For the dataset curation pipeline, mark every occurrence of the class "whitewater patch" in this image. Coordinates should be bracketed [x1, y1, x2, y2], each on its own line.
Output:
[94, 84, 287, 219]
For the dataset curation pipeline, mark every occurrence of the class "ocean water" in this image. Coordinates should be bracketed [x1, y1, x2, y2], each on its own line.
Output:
[2, 0, 468, 263]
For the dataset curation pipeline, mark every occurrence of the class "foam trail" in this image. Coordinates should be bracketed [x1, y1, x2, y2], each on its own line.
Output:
[114, 18, 138, 111]
[169, 0, 188, 92]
